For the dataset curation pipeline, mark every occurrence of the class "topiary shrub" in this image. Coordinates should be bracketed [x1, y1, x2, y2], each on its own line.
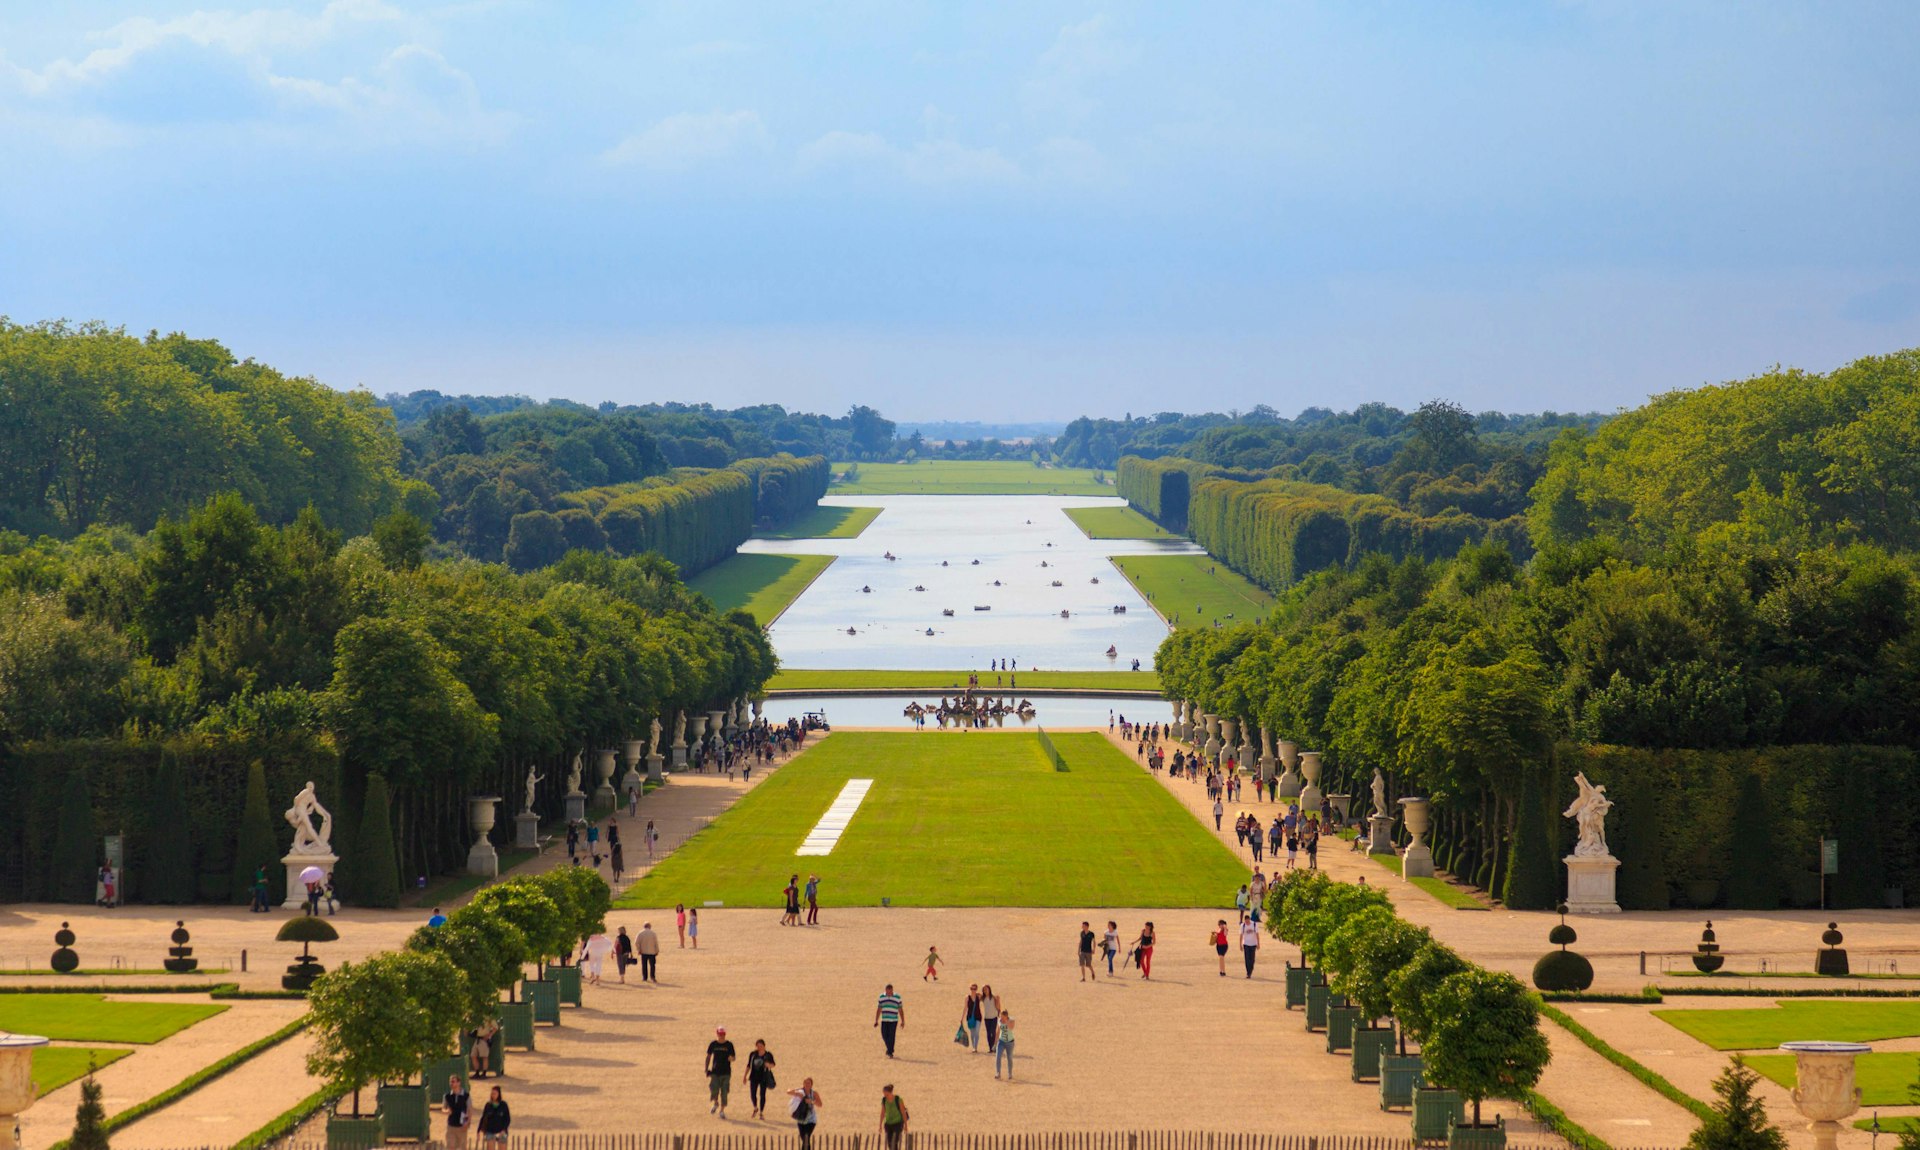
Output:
[51, 922, 79, 973]
[350, 775, 400, 909]
[279, 914, 340, 990]
[230, 762, 281, 906]
[1532, 904, 1595, 991]
[1503, 766, 1559, 910]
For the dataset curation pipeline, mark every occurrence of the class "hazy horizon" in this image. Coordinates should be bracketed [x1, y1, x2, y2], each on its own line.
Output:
[4, 2, 1916, 420]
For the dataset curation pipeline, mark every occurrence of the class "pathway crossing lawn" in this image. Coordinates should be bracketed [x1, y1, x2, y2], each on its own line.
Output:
[618, 731, 1246, 909]
[690, 553, 835, 625]
[1746, 1051, 1920, 1106]
[31, 1047, 131, 1094]
[830, 461, 1111, 496]
[1063, 506, 1175, 540]
[756, 505, 882, 539]
[1652, 1000, 1920, 1050]
[0, 995, 226, 1043]
[1111, 555, 1273, 629]
[767, 668, 1161, 692]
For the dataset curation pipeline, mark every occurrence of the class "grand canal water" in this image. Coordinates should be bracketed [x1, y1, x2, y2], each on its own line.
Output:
[744, 495, 1201, 671]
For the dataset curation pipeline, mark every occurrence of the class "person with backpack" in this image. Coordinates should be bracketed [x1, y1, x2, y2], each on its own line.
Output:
[787, 1078, 823, 1149]
[878, 1084, 910, 1150]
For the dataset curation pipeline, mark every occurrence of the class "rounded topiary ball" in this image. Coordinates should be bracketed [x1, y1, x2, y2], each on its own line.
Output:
[1532, 948, 1595, 991]
[1549, 923, 1578, 946]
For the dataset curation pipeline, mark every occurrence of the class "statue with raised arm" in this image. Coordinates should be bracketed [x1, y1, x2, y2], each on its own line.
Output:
[648, 717, 662, 757]
[523, 767, 544, 812]
[284, 781, 332, 855]
[1371, 768, 1389, 819]
[1564, 771, 1614, 857]
[566, 752, 583, 795]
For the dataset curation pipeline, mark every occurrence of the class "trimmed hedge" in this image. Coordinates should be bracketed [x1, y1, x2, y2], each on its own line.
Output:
[729, 454, 831, 527]
[1117, 456, 1219, 532]
[561, 468, 755, 576]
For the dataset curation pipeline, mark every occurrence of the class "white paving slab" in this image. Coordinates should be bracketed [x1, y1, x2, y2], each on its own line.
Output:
[796, 778, 874, 855]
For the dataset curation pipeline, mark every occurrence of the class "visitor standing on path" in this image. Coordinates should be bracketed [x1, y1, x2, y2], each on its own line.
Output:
[1135, 923, 1156, 978]
[637, 922, 660, 982]
[879, 1085, 910, 1150]
[477, 1086, 510, 1147]
[875, 983, 905, 1057]
[1213, 797, 1224, 830]
[1240, 914, 1261, 977]
[1211, 919, 1230, 976]
[1303, 822, 1320, 870]
[444, 1075, 471, 1150]
[646, 819, 659, 860]
[805, 873, 821, 924]
[994, 1010, 1017, 1080]
[744, 1039, 777, 1118]
[1078, 921, 1097, 981]
[689, 907, 701, 948]
[705, 1027, 737, 1118]
[788, 1079, 822, 1149]
[614, 926, 633, 982]
[923, 945, 942, 981]
[676, 903, 687, 947]
[964, 984, 983, 1051]
[783, 875, 801, 926]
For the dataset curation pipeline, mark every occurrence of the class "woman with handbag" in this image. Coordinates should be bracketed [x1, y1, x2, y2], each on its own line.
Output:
[744, 1039, 777, 1119]
[963, 985, 983, 1052]
[787, 1079, 822, 1149]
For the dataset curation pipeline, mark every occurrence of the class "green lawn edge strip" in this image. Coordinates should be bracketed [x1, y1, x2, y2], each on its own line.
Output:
[0, 982, 237, 995]
[45, 1013, 312, 1150]
[1364, 852, 1488, 910]
[1667, 969, 1920, 981]
[1521, 1088, 1614, 1150]
[1540, 989, 1664, 1003]
[1539, 1002, 1713, 1124]
[0, 969, 179, 977]
[233, 1084, 338, 1150]
[1651, 985, 1920, 998]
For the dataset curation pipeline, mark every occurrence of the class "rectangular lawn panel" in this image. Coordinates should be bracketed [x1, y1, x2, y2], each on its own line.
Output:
[619, 731, 1246, 908]
[0, 996, 227, 1044]
[1111, 555, 1273, 629]
[1063, 506, 1175, 540]
[767, 668, 1161, 693]
[1746, 1051, 1920, 1105]
[690, 553, 835, 625]
[830, 461, 1112, 496]
[32, 1047, 131, 1095]
[1652, 1000, 1920, 1050]
[756, 505, 883, 539]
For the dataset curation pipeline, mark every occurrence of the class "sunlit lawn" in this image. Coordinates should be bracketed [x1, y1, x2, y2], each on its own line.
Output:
[756, 505, 883, 539]
[1064, 506, 1175, 539]
[690, 554, 836, 625]
[0, 996, 226, 1044]
[1652, 1000, 1920, 1050]
[829, 461, 1112, 495]
[1747, 1051, 1920, 1106]
[1111, 555, 1273, 629]
[31, 1048, 131, 1095]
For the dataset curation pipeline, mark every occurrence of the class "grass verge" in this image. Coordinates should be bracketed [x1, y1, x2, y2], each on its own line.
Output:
[0, 994, 226, 1043]
[1539, 1003, 1713, 1124]
[756, 505, 883, 539]
[691, 553, 835, 625]
[830, 461, 1112, 495]
[768, 668, 1162, 693]
[0, 969, 177, 977]
[1521, 1088, 1615, 1150]
[1063, 505, 1175, 540]
[1111, 554, 1272, 629]
[1651, 985, 1920, 998]
[1745, 1050, 1920, 1105]
[233, 1085, 337, 1150]
[1653, 999, 1920, 1049]
[1365, 852, 1489, 910]
[31, 1047, 131, 1095]
[403, 847, 539, 908]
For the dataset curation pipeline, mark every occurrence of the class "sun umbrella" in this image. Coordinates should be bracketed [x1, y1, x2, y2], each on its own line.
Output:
[298, 866, 326, 885]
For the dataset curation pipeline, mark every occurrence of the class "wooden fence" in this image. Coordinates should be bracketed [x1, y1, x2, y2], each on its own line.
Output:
[234, 1133, 1647, 1150]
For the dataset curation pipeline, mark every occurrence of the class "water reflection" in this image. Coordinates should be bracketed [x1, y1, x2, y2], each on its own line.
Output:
[771, 693, 1163, 729]
[745, 496, 1199, 670]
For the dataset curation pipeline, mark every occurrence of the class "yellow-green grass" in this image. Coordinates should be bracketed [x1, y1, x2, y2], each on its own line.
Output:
[756, 505, 883, 539]
[830, 461, 1111, 495]
[1111, 555, 1273, 629]
[32, 1048, 131, 1094]
[690, 553, 835, 625]
[1063, 506, 1175, 540]
[1653, 1000, 1920, 1050]
[1858, 1117, 1920, 1133]
[1366, 852, 1489, 910]
[0, 996, 226, 1043]
[767, 668, 1161, 693]
[1747, 1051, 1920, 1105]
[617, 731, 1246, 908]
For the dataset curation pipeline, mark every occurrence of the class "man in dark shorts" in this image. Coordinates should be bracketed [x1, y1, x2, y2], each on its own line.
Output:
[705, 1026, 736, 1118]
[1078, 921, 1097, 982]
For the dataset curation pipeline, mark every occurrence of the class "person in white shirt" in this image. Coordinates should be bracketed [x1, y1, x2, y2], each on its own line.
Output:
[1239, 914, 1261, 978]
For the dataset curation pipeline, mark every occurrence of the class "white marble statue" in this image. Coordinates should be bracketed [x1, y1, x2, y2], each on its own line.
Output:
[648, 717, 662, 757]
[1564, 771, 1614, 857]
[523, 767, 544, 812]
[673, 710, 687, 744]
[284, 781, 332, 855]
[567, 752, 584, 795]
[1371, 768, 1389, 818]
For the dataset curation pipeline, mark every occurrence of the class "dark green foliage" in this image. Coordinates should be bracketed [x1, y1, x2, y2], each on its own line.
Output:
[1532, 949, 1595, 991]
[52, 770, 97, 902]
[1725, 773, 1778, 909]
[1684, 1058, 1788, 1150]
[1833, 764, 1888, 907]
[230, 762, 281, 906]
[1422, 967, 1551, 1124]
[69, 1069, 110, 1150]
[1609, 773, 1669, 910]
[144, 757, 196, 904]
[504, 511, 568, 572]
[1502, 766, 1557, 910]
[350, 776, 400, 909]
[371, 511, 430, 571]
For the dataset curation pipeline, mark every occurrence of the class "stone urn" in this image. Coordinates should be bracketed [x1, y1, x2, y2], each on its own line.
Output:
[1203, 714, 1223, 759]
[0, 1031, 50, 1150]
[1218, 718, 1238, 759]
[593, 748, 618, 805]
[1299, 751, 1325, 815]
[707, 710, 727, 741]
[1781, 1041, 1869, 1150]
[752, 697, 763, 720]
[1238, 724, 1258, 775]
[1277, 740, 1302, 798]
[1399, 797, 1434, 878]
[688, 714, 708, 745]
[1180, 700, 1195, 742]
[467, 795, 500, 877]
[621, 739, 645, 798]
[1259, 727, 1278, 782]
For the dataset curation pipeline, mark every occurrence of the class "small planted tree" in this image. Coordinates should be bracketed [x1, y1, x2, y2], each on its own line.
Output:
[278, 915, 340, 990]
[535, 867, 612, 957]
[465, 881, 570, 987]
[1387, 940, 1472, 1053]
[1336, 911, 1432, 1025]
[307, 951, 468, 1117]
[1297, 881, 1393, 969]
[407, 913, 526, 1029]
[1421, 968, 1551, 1128]
[1685, 1058, 1787, 1150]
[69, 1066, 109, 1150]
[1322, 905, 1399, 995]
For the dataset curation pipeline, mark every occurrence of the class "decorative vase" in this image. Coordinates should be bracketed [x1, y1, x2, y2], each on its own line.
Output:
[1400, 797, 1434, 878]
[1781, 1042, 1868, 1150]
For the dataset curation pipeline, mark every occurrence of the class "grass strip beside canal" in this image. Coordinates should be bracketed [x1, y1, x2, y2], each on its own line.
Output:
[755, 505, 882, 539]
[830, 460, 1114, 495]
[767, 668, 1162, 693]
[690, 553, 835, 626]
[1110, 554, 1273, 629]
[1063, 505, 1176, 539]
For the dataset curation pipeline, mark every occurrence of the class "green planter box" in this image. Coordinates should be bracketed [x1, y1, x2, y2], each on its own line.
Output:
[1447, 1117, 1505, 1150]
[499, 999, 536, 1050]
[1285, 963, 1311, 1009]
[1352, 1024, 1395, 1081]
[377, 1083, 430, 1141]
[1380, 1053, 1423, 1110]
[523, 977, 561, 1025]
[543, 963, 583, 1007]
[1411, 1088, 1464, 1144]
[423, 1054, 468, 1099]
[1327, 1004, 1360, 1053]
[325, 1109, 385, 1150]
[1306, 981, 1330, 1030]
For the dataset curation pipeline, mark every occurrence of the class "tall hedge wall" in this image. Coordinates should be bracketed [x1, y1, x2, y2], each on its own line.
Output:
[729, 454, 830, 527]
[0, 732, 342, 904]
[1117, 456, 1219, 532]
[559, 468, 755, 575]
[1553, 743, 1917, 910]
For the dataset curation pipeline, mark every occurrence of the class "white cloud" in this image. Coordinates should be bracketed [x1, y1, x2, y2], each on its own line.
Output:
[798, 110, 1023, 187]
[601, 110, 769, 170]
[1024, 14, 1137, 125]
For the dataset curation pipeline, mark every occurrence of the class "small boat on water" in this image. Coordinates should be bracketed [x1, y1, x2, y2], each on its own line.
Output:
[992, 580, 1003, 587]
[1049, 580, 1063, 587]
[846, 627, 858, 635]
[883, 552, 898, 560]
[1060, 609, 1071, 618]
[1105, 645, 1118, 658]
[942, 608, 955, 617]
[974, 605, 992, 612]
[970, 559, 980, 565]
[1090, 577, 1101, 584]
[1040, 560, 1049, 568]
[861, 586, 872, 593]
[925, 628, 935, 636]
[1112, 605, 1127, 614]
[941, 560, 949, 566]
[913, 585, 926, 592]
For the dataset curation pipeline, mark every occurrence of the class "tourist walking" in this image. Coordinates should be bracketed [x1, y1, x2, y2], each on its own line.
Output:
[783, 875, 801, 926]
[994, 1009, 1017, 1080]
[745, 1039, 777, 1118]
[1078, 921, 1097, 981]
[981, 984, 1001, 1049]
[874, 984, 905, 1057]
[1211, 919, 1230, 976]
[1213, 797, 1224, 830]
[923, 945, 942, 981]
[614, 926, 633, 982]
[878, 1085, 910, 1150]
[689, 907, 701, 948]
[964, 984, 983, 1051]
[637, 922, 660, 982]
[611, 836, 625, 882]
[705, 1027, 737, 1118]
[676, 903, 688, 947]
[250, 866, 270, 913]
[805, 873, 820, 924]
[1240, 915, 1261, 977]
[444, 1075, 471, 1150]
[477, 1086, 511, 1147]
[1102, 921, 1120, 975]
[646, 819, 659, 860]
[1303, 821, 1320, 870]
[788, 1079, 822, 1148]
[1135, 922, 1156, 979]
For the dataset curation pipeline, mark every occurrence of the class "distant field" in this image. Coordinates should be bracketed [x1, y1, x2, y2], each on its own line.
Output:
[690, 554, 835, 625]
[829, 461, 1112, 495]
[32, 1047, 131, 1095]
[1111, 555, 1273, 629]
[768, 668, 1162, 692]
[617, 731, 1245, 908]
[1064, 506, 1175, 540]
[0, 996, 226, 1044]
[756, 505, 882, 539]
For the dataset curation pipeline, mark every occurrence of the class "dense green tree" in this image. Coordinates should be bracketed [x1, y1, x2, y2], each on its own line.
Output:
[504, 511, 568, 572]
[307, 950, 467, 1117]
[1685, 1058, 1788, 1150]
[350, 775, 401, 909]
[230, 761, 281, 906]
[52, 769, 97, 902]
[1421, 968, 1550, 1127]
[371, 511, 431, 571]
[144, 756, 196, 904]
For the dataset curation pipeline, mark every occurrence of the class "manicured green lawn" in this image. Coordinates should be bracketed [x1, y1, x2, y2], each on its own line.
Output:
[830, 461, 1112, 495]
[617, 731, 1246, 908]
[1063, 506, 1175, 540]
[1748, 1051, 1920, 1105]
[1111, 555, 1273, 629]
[690, 553, 835, 625]
[756, 505, 883, 539]
[0, 996, 227, 1043]
[31, 1047, 131, 1095]
[1653, 1000, 1920, 1050]
[767, 668, 1162, 693]
[1366, 852, 1489, 910]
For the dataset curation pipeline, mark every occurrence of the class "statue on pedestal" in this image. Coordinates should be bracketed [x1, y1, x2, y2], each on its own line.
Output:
[522, 768, 544, 812]
[648, 717, 662, 757]
[566, 752, 584, 796]
[1371, 768, 1389, 818]
[283, 782, 332, 855]
[1564, 772, 1614, 857]
[673, 710, 687, 745]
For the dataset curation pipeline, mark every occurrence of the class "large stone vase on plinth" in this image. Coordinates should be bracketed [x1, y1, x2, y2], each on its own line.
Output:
[621, 739, 645, 799]
[593, 748, 618, 808]
[1277, 740, 1301, 798]
[688, 714, 708, 751]
[1259, 728, 1278, 782]
[466, 796, 500, 877]
[1399, 797, 1434, 878]
[0, 1031, 50, 1150]
[1564, 853, 1621, 914]
[1238, 724, 1258, 777]
[1203, 714, 1223, 760]
[1218, 718, 1238, 765]
[707, 710, 727, 745]
[1780, 1041, 1868, 1150]
[1177, 700, 1193, 742]
[1298, 751, 1325, 817]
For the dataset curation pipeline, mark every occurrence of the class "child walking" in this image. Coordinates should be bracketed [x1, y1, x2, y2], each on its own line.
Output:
[922, 945, 942, 981]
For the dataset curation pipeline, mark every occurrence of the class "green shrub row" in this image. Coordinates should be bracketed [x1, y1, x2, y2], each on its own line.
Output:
[728, 454, 831, 526]
[1116, 456, 1219, 532]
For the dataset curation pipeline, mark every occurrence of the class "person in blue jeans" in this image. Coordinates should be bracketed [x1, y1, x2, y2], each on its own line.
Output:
[1102, 922, 1120, 974]
[994, 1010, 1017, 1080]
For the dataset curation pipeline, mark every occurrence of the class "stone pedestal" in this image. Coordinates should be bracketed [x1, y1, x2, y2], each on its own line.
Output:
[0, 1030, 51, 1150]
[281, 852, 339, 910]
[620, 767, 644, 801]
[1202, 714, 1222, 760]
[593, 748, 618, 808]
[646, 753, 665, 783]
[466, 796, 500, 878]
[564, 791, 587, 825]
[514, 811, 540, 851]
[1564, 853, 1621, 913]
[1368, 813, 1396, 854]
[671, 743, 688, 769]
[1780, 1041, 1869, 1150]
[1402, 842, 1435, 878]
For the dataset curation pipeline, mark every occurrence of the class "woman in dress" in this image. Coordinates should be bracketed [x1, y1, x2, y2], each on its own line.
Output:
[614, 926, 634, 983]
[744, 1039, 777, 1118]
[676, 903, 688, 948]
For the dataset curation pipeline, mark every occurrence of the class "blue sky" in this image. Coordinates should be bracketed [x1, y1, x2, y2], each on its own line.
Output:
[3, 2, 1917, 420]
